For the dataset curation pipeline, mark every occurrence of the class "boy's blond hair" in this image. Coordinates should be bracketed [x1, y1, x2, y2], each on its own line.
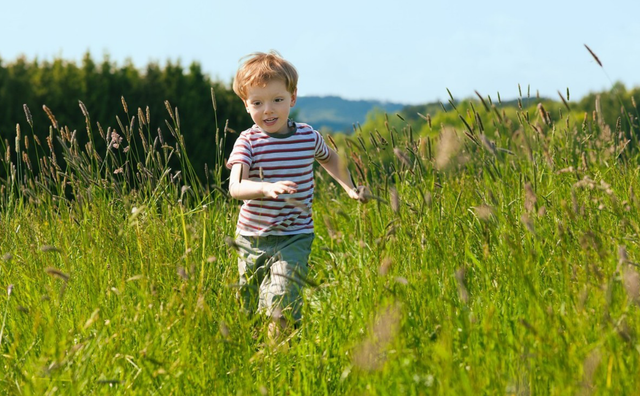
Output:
[233, 51, 298, 100]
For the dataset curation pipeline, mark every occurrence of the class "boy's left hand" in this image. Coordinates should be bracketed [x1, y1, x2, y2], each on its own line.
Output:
[349, 186, 371, 203]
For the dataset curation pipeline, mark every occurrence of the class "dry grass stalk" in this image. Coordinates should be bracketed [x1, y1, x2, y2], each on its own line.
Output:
[521, 214, 535, 234]
[524, 182, 537, 213]
[580, 349, 601, 395]
[15, 125, 20, 154]
[473, 204, 495, 221]
[224, 236, 240, 251]
[327, 134, 338, 152]
[479, 134, 496, 155]
[474, 90, 490, 112]
[121, 96, 129, 114]
[40, 245, 61, 253]
[537, 103, 550, 125]
[379, 257, 393, 276]
[455, 268, 469, 304]
[177, 266, 188, 280]
[390, 186, 400, 213]
[584, 44, 603, 67]
[623, 266, 640, 305]
[417, 112, 432, 129]
[393, 148, 411, 169]
[435, 128, 462, 170]
[164, 100, 175, 122]
[45, 267, 70, 282]
[23, 104, 33, 128]
[110, 131, 123, 150]
[210, 87, 217, 112]
[42, 105, 59, 129]
[557, 90, 571, 111]
[324, 216, 338, 239]
[352, 304, 402, 371]
[138, 107, 147, 126]
[284, 197, 309, 214]
[78, 101, 89, 120]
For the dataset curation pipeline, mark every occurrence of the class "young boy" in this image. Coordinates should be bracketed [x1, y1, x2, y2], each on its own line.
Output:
[227, 51, 367, 336]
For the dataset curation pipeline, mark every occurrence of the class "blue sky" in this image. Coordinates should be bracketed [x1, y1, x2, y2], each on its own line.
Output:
[1, 0, 639, 105]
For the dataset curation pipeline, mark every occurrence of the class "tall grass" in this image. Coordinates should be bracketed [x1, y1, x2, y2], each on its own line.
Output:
[1, 79, 640, 395]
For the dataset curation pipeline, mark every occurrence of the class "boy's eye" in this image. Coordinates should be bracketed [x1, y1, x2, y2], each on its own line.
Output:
[252, 101, 261, 106]
[275, 98, 283, 102]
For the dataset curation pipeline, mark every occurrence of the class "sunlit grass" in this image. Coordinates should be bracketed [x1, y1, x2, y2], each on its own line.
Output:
[1, 84, 640, 395]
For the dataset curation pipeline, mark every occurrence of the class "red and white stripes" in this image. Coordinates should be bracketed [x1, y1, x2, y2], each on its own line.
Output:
[227, 123, 329, 236]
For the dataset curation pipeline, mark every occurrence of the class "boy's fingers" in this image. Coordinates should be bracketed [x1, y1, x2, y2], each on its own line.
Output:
[281, 180, 298, 188]
[356, 186, 372, 203]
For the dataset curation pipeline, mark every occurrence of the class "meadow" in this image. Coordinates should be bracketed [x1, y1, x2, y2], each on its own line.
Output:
[1, 85, 640, 395]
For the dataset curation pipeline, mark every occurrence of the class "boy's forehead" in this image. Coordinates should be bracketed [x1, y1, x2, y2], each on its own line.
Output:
[246, 80, 290, 95]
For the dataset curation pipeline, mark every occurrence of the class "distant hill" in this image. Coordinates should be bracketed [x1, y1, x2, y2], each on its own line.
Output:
[295, 96, 405, 133]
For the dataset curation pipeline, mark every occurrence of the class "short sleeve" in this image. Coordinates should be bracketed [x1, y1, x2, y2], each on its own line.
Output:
[314, 130, 330, 162]
[226, 133, 253, 170]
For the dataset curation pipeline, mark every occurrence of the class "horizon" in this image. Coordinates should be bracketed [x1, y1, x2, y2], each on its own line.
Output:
[1, 0, 639, 105]
[0, 51, 625, 107]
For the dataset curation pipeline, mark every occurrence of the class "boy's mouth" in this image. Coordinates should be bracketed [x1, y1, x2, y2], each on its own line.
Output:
[264, 117, 278, 125]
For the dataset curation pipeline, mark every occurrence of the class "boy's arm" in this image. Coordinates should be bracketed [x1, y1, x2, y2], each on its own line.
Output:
[229, 163, 298, 200]
[318, 149, 369, 202]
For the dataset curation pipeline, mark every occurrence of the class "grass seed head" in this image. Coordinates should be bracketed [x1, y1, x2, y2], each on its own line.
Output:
[219, 321, 230, 338]
[40, 245, 61, 253]
[618, 245, 629, 266]
[353, 304, 402, 371]
[524, 182, 537, 213]
[224, 236, 239, 251]
[78, 100, 89, 119]
[521, 214, 535, 234]
[45, 267, 69, 282]
[285, 197, 310, 214]
[23, 104, 33, 127]
[584, 44, 603, 67]
[623, 267, 640, 305]
[393, 148, 411, 169]
[455, 268, 469, 304]
[390, 186, 400, 213]
[473, 204, 495, 221]
[435, 128, 461, 170]
[582, 349, 601, 391]
[379, 257, 393, 276]
[42, 105, 59, 129]
[121, 96, 129, 114]
[177, 266, 188, 280]
[137, 107, 146, 125]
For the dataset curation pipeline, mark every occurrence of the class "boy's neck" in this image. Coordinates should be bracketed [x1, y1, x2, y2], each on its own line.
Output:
[260, 119, 297, 136]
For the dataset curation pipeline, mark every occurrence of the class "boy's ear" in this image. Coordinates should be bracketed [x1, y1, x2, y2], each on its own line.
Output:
[290, 89, 297, 107]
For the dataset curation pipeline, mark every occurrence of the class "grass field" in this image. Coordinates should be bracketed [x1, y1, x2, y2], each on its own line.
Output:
[1, 90, 640, 395]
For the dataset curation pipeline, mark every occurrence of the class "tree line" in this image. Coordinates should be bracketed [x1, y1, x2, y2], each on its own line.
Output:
[0, 52, 250, 182]
[1, 52, 639, 186]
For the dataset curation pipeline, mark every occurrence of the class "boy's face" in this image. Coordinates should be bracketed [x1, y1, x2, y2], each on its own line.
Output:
[244, 79, 297, 134]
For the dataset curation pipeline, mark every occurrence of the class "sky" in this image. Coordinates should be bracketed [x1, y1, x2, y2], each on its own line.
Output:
[1, 0, 639, 105]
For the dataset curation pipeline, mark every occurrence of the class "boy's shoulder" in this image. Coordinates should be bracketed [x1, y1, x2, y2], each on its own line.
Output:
[294, 122, 314, 131]
[239, 123, 318, 137]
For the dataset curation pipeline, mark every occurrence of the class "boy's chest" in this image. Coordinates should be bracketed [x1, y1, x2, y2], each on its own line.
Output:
[250, 138, 316, 166]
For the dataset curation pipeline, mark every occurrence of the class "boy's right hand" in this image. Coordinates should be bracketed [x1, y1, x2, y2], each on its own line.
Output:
[262, 181, 298, 199]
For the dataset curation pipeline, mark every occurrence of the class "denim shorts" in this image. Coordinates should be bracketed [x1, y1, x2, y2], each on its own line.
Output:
[235, 233, 314, 322]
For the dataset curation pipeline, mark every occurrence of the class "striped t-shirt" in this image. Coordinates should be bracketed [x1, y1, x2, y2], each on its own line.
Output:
[226, 122, 330, 236]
